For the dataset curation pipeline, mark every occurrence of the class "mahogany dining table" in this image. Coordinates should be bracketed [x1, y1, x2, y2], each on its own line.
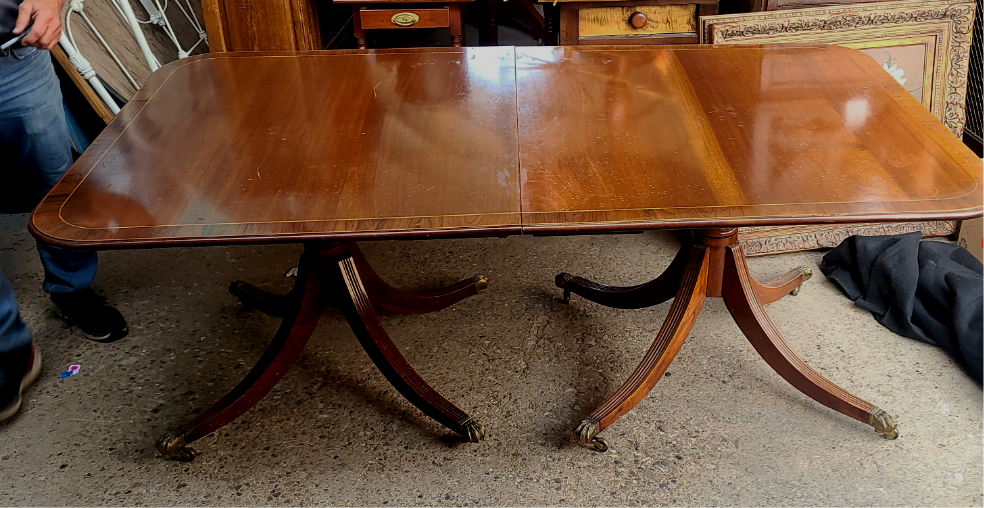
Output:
[30, 45, 983, 460]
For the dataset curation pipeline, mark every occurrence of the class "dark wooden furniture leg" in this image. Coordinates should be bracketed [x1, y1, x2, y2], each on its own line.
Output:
[228, 280, 293, 318]
[559, 228, 898, 452]
[350, 243, 488, 314]
[479, 0, 499, 45]
[353, 6, 367, 49]
[332, 253, 485, 441]
[156, 253, 323, 461]
[543, 3, 559, 45]
[555, 242, 689, 309]
[450, 3, 465, 47]
[156, 242, 487, 460]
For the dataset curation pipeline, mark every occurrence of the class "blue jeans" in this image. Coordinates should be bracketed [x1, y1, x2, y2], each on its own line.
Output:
[0, 48, 98, 352]
[0, 268, 30, 353]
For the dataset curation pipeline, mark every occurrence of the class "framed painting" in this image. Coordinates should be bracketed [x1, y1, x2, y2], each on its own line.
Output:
[699, 0, 975, 256]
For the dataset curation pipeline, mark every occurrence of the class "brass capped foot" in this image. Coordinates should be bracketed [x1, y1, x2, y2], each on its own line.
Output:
[555, 273, 573, 304]
[473, 275, 490, 294]
[574, 417, 609, 452]
[868, 408, 899, 439]
[156, 428, 197, 461]
[790, 266, 813, 296]
[460, 418, 486, 443]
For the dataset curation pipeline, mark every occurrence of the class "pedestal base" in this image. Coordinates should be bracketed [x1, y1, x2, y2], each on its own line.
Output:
[557, 228, 898, 452]
[156, 241, 487, 461]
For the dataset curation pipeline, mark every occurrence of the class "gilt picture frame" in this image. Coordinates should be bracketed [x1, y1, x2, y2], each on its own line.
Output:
[699, 0, 975, 256]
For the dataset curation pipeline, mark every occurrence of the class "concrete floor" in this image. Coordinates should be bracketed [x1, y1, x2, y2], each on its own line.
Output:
[0, 212, 981, 506]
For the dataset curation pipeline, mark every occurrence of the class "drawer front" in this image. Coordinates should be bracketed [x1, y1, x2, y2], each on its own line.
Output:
[359, 8, 450, 29]
[578, 5, 696, 37]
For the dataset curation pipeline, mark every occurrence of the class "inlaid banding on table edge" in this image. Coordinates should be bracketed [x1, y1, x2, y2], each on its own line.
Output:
[29, 212, 524, 248]
[30, 45, 984, 248]
[519, 205, 984, 229]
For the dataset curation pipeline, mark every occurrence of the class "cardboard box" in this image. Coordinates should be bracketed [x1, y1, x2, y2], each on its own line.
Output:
[958, 218, 983, 263]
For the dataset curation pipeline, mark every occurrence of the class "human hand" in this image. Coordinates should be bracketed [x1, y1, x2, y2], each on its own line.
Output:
[12, 0, 63, 50]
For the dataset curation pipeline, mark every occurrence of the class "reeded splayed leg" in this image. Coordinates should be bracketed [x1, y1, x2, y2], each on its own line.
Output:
[349, 243, 488, 315]
[751, 265, 813, 305]
[228, 280, 292, 318]
[574, 243, 709, 451]
[556, 241, 690, 309]
[329, 250, 486, 442]
[721, 243, 898, 439]
[156, 254, 324, 461]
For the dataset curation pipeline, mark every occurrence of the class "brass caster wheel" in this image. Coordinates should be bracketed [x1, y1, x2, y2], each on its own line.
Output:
[790, 266, 813, 296]
[868, 408, 899, 439]
[460, 418, 486, 443]
[574, 417, 609, 452]
[589, 436, 609, 452]
[156, 428, 198, 461]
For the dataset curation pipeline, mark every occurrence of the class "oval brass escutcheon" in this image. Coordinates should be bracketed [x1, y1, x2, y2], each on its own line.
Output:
[391, 12, 420, 26]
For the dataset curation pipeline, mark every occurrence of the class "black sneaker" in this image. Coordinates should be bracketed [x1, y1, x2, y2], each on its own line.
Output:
[51, 287, 128, 342]
[0, 345, 42, 422]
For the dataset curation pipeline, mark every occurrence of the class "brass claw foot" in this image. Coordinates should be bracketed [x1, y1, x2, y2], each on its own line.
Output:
[574, 417, 609, 452]
[156, 428, 198, 461]
[460, 418, 486, 443]
[555, 273, 573, 304]
[790, 266, 813, 296]
[473, 275, 490, 294]
[868, 408, 899, 439]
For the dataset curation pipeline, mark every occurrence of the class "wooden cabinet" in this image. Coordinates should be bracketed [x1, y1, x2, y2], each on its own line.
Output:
[201, 0, 321, 51]
[544, 0, 718, 45]
[761, 0, 902, 10]
[339, 0, 471, 48]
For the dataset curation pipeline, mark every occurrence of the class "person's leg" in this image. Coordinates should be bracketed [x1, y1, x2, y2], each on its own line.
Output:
[0, 267, 41, 422]
[0, 47, 98, 293]
[0, 48, 126, 342]
[0, 268, 31, 355]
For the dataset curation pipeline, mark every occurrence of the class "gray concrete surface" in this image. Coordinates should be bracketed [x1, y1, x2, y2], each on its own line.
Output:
[0, 212, 981, 506]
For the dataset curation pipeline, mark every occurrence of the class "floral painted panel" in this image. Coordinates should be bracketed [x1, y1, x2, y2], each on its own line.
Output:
[859, 44, 928, 104]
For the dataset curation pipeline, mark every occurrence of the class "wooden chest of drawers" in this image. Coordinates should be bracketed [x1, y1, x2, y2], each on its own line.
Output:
[543, 0, 718, 45]
[335, 0, 472, 48]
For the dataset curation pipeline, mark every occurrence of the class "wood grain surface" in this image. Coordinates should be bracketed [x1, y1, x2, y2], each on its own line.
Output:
[32, 48, 521, 247]
[30, 46, 983, 249]
[577, 5, 696, 37]
[517, 45, 982, 232]
[201, 0, 321, 51]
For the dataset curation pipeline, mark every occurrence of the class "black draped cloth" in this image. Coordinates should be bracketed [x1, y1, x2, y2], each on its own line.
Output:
[820, 232, 982, 383]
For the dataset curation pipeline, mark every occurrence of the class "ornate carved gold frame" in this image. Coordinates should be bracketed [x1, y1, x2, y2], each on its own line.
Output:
[699, 0, 974, 256]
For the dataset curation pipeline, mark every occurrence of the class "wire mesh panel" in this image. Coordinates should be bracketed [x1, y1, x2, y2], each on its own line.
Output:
[965, 0, 983, 145]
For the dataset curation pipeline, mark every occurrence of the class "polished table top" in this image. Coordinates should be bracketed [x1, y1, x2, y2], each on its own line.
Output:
[31, 46, 983, 248]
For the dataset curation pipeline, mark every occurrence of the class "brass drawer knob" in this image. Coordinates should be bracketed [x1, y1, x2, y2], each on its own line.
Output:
[628, 11, 647, 29]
